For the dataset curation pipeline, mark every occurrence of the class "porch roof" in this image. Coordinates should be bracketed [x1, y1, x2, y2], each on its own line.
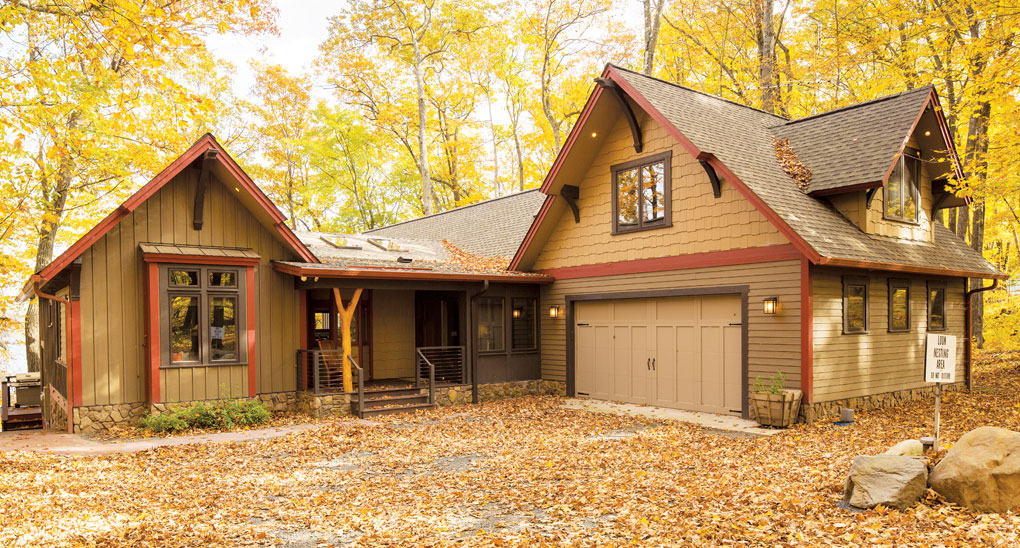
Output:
[273, 261, 552, 283]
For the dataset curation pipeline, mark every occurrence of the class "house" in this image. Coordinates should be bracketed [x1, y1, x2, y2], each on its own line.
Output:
[22, 65, 1003, 434]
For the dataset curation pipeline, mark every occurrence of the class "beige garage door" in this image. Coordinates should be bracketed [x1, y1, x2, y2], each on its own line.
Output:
[574, 295, 743, 415]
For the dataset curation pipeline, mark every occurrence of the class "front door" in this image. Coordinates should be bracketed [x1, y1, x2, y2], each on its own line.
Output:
[415, 291, 462, 347]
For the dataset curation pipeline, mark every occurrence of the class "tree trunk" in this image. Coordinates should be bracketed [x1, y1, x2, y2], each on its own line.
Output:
[966, 99, 991, 347]
[643, 0, 666, 75]
[757, 0, 777, 113]
[412, 39, 434, 216]
[514, 132, 525, 192]
[333, 288, 362, 394]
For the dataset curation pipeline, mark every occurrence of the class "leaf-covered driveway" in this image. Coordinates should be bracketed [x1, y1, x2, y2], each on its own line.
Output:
[2, 353, 1018, 547]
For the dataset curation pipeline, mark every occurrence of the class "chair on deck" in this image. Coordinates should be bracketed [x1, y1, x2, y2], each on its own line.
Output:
[317, 339, 343, 389]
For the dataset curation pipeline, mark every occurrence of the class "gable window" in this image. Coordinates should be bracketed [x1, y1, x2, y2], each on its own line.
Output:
[162, 265, 247, 366]
[612, 151, 672, 234]
[927, 281, 947, 331]
[888, 279, 911, 332]
[477, 297, 505, 352]
[511, 298, 537, 351]
[884, 147, 921, 223]
[842, 276, 869, 334]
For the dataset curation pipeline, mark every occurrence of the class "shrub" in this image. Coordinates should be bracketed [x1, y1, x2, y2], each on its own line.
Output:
[140, 399, 271, 433]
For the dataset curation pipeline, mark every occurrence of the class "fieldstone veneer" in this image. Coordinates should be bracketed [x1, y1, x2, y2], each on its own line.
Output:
[799, 382, 965, 423]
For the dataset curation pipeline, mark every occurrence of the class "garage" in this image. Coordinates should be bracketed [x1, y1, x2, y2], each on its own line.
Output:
[573, 294, 744, 415]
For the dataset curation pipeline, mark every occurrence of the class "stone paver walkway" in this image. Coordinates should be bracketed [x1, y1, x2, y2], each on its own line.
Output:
[563, 398, 783, 436]
[0, 423, 329, 456]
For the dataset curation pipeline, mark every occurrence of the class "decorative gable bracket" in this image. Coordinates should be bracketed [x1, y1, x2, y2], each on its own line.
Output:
[193, 149, 219, 231]
[696, 153, 723, 199]
[594, 77, 642, 153]
[561, 185, 580, 223]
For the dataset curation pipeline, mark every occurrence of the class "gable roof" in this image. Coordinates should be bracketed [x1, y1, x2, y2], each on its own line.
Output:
[366, 189, 545, 257]
[771, 86, 958, 195]
[21, 134, 317, 299]
[512, 64, 1004, 280]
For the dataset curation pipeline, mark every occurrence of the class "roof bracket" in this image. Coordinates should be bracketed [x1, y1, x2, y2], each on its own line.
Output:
[193, 149, 218, 231]
[698, 159, 722, 198]
[866, 187, 879, 209]
[595, 77, 642, 153]
[932, 192, 951, 213]
[560, 185, 580, 223]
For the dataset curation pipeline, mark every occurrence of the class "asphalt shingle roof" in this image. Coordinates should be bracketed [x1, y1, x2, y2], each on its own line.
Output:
[610, 66, 1000, 278]
[365, 189, 545, 257]
[771, 87, 933, 194]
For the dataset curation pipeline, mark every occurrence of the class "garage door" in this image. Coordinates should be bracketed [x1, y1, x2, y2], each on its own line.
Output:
[574, 295, 743, 415]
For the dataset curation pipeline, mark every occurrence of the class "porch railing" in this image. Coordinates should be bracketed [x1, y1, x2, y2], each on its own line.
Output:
[415, 346, 466, 385]
[45, 360, 67, 399]
[416, 349, 436, 406]
[347, 354, 366, 418]
[297, 349, 365, 396]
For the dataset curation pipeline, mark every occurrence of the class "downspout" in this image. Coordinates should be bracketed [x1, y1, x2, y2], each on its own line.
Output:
[31, 283, 73, 434]
[468, 280, 490, 404]
[964, 279, 998, 390]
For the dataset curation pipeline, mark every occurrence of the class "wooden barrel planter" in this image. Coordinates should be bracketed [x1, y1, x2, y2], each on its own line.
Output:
[750, 389, 803, 428]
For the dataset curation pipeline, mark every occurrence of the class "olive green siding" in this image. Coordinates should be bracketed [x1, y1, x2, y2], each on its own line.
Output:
[79, 168, 301, 406]
[810, 268, 967, 402]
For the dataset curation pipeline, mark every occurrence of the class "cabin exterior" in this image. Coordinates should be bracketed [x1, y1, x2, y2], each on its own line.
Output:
[23, 66, 1004, 434]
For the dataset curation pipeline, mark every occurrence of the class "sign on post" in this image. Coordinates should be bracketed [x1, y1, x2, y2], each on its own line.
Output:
[924, 333, 957, 450]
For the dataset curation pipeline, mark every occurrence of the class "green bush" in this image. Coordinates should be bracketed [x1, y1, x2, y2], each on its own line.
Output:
[140, 399, 271, 433]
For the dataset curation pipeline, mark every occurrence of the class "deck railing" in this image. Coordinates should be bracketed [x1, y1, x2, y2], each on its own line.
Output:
[415, 346, 466, 386]
[415, 349, 436, 405]
[297, 349, 364, 395]
[43, 359, 67, 399]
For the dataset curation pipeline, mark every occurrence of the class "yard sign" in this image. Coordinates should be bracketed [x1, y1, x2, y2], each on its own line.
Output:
[924, 333, 957, 449]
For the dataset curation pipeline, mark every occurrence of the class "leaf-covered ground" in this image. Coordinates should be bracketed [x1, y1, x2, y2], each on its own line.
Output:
[2, 352, 1018, 547]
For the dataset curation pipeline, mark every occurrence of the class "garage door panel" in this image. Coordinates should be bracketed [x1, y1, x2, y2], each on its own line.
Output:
[613, 300, 647, 322]
[723, 325, 743, 412]
[674, 325, 697, 407]
[701, 295, 741, 323]
[700, 325, 726, 410]
[593, 325, 613, 399]
[653, 325, 676, 407]
[628, 326, 650, 404]
[576, 301, 611, 323]
[655, 297, 697, 320]
[576, 325, 595, 397]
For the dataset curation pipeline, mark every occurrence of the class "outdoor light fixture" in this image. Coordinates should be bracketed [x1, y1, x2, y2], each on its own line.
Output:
[548, 305, 561, 319]
[591, 131, 597, 138]
[763, 297, 779, 315]
[512, 307, 522, 319]
[925, 130, 931, 136]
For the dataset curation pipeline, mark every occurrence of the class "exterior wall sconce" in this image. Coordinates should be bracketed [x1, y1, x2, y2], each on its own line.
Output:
[512, 307, 522, 319]
[763, 297, 779, 315]
[548, 305, 561, 319]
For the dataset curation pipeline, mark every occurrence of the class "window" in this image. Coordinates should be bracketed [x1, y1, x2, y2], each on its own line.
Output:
[162, 266, 246, 366]
[612, 152, 672, 233]
[884, 147, 921, 223]
[511, 298, 537, 351]
[842, 276, 869, 334]
[888, 279, 911, 332]
[50, 300, 66, 363]
[477, 298, 504, 352]
[928, 282, 947, 331]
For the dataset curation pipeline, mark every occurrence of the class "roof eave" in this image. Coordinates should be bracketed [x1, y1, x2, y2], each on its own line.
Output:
[273, 261, 553, 284]
[817, 256, 1008, 280]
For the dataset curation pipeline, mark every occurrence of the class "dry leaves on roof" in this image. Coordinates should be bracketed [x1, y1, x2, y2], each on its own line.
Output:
[442, 240, 512, 273]
[774, 137, 813, 191]
[1, 352, 1019, 547]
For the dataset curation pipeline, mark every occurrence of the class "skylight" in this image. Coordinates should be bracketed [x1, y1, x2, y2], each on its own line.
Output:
[367, 238, 406, 252]
[320, 236, 362, 250]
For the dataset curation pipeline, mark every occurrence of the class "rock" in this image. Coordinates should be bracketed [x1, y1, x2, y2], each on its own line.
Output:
[929, 426, 1020, 513]
[885, 440, 924, 457]
[843, 455, 928, 510]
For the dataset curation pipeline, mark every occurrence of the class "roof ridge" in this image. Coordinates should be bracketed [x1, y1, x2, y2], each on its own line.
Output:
[364, 188, 542, 233]
[609, 64, 790, 121]
[778, 85, 933, 127]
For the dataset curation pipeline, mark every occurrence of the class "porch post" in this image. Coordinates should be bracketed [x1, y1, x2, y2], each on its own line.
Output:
[333, 288, 363, 394]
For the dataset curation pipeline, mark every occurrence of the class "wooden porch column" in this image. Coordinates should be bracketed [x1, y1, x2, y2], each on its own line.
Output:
[333, 288, 363, 393]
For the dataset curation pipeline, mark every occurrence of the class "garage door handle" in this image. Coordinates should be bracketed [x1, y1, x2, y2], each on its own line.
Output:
[652, 358, 656, 370]
[729, 322, 742, 326]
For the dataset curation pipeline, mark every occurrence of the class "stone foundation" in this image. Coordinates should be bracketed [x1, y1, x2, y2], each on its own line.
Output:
[256, 392, 301, 413]
[436, 379, 566, 406]
[800, 382, 966, 423]
[296, 391, 353, 418]
[72, 402, 148, 436]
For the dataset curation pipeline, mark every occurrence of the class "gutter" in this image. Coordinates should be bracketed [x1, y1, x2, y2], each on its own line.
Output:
[964, 279, 999, 390]
[30, 283, 73, 434]
[468, 280, 490, 404]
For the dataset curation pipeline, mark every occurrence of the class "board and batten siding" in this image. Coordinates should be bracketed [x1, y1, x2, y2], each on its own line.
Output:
[532, 110, 788, 271]
[811, 268, 966, 402]
[539, 260, 803, 388]
[79, 168, 301, 406]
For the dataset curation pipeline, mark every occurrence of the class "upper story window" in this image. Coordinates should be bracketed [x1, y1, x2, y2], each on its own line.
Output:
[612, 151, 672, 234]
[884, 147, 921, 223]
[162, 265, 247, 367]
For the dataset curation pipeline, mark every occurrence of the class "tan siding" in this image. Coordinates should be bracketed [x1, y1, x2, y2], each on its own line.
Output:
[79, 169, 300, 406]
[532, 112, 788, 271]
[811, 268, 966, 402]
[371, 289, 415, 378]
[540, 260, 802, 389]
[828, 193, 864, 229]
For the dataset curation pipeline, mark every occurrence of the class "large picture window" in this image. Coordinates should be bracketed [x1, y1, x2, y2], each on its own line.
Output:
[884, 147, 921, 223]
[928, 281, 947, 331]
[477, 297, 505, 352]
[612, 152, 672, 234]
[842, 276, 869, 334]
[511, 298, 537, 351]
[162, 265, 246, 367]
[888, 279, 911, 332]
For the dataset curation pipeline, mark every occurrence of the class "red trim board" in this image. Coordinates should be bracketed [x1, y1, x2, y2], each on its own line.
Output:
[246, 267, 257, 397]
[800, 258, 813, 403]
[538, 244, 802, 280]
[146, 262, 161, 403]
[70, 299, 82, 409]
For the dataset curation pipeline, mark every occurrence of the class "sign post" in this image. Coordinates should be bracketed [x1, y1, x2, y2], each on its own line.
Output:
[924, 333, 957, 449]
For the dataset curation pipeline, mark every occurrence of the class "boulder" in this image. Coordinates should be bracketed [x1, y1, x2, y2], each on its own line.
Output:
[843, 455, 928, 510]
[884, 439, 924, 457]
[929, 426, 1020, 513]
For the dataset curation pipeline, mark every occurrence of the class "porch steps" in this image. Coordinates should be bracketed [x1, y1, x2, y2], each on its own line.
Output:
[354, 386, 436, 418]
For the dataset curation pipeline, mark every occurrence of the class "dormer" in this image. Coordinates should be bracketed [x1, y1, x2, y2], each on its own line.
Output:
[774, 86, 967, 243]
